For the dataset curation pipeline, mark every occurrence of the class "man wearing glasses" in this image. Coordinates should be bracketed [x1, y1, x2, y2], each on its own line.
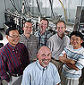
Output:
[0, 24, 30, 85]
[47, 20, 70, 74]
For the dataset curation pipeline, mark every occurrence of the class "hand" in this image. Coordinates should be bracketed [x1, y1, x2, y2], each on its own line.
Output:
[63, 53, 67, 58]
[59, 53, 67, 63]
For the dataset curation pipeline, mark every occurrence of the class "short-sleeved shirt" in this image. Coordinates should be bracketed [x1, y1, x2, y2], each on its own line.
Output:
[47, 34, 70, 60]
[21, 60, 61, 85]
[60, 45, 84, 79]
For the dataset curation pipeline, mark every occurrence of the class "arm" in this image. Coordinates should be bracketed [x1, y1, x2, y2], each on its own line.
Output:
[23, 45, 30, 64]
[47, 38, 53, 52]
[53, 64, 61, 85]
[21, 69, 30, 85]
[59, 53, 75, 64]
[66, 63, 79, 71]
[0, 54, 10, 82]
[59, 53, 79, 71]
[57, 84, 59, 85]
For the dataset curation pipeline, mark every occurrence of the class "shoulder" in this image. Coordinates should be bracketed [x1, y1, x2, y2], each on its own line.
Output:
[31, 35, 38, 40]
[48, 34, 57, 41]
[34, 31, 39, 36]
[0, 44, 9, 57]
[46, 30, 52, 34]
[18, 43, 25, 46]
[49, 62, 58, 71]
[23, 62, 36, 73]
[0, 43, 8, 52]
[64, 35, 70, 40]
[79, 47, 84, 56]
[17, 43, 26, 48]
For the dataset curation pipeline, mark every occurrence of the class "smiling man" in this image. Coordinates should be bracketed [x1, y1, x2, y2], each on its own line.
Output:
[59, 31, 84, 85]
[34, 18, 53, 48]
[47, 20, 70, 74]
[0, 24, 30, 85]
[21, 46, 61, 85]
[20, 21, 38, 62]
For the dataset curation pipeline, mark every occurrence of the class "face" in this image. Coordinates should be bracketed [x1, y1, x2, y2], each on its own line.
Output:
[70, 35, 83, 49]
[56, 22, 66, 37]
[37, 46, 51, 67]
[23, 22, 32, 35]
[40, 20, 48, 32]
[6, 30, 19, 47]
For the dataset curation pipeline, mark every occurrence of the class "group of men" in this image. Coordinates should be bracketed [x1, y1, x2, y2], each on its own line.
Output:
[0, 18, 84, 85]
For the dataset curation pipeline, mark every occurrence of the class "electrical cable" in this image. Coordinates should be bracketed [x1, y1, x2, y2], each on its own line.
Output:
[12, 0, 20, 11]
[58, 0, 67, 22]
[36, 0, 42, 17]
[4, 0, 6, 11]
[49, 0, 55, 18]
[23, 0, 27, 14]
[9, 0, 19, 13]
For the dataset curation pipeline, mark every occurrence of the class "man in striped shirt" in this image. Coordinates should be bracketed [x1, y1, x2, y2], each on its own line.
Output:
[59, 31, 84, 85]
[0, 24, 30, 85]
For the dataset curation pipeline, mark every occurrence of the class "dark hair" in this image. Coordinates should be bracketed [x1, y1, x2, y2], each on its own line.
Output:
[23, 20, 33, 27]
[56, 20, 66, 28]
[40, 18, 49, 25]
[70, 31, 83, 40]
[5, 24, 18, 35]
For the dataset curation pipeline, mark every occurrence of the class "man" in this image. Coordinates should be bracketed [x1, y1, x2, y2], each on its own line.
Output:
[0, 25, 30, 85]
[34, 18, 53, 48]
[59, 31, 84, 85]
[20, 21, 38, 62]
[21, 46, 61, 85]
[47, 20, 70, 73]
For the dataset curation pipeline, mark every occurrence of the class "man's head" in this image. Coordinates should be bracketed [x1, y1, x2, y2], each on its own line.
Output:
[70, 31, 83, 49]
[23, 21, 32, 35]
[37, 46, 51, 67]
[40, 18, 49, 33]
[6, 25, 19, 47]
[56, 20, 66, 38]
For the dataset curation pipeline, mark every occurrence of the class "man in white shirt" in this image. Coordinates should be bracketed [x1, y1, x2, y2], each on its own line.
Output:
[21, 46, 61, 85]
[47, 20, 70, 74]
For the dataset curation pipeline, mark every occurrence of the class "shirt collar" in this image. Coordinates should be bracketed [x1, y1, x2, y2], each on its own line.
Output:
[36, 60, 48, 71]
[7, 43, 18, 50]
[23, 34, 32, 39]
[57, 33, 65, 40]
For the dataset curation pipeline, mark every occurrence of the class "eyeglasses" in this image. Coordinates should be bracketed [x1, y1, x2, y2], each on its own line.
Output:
[57, 27, 65, 29]
[8, 35, 19, 38]
[24, 26, 32, 29]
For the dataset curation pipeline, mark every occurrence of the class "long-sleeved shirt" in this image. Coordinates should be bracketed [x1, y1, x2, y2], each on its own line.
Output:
[20, 34, 38, 62]
[21, 60, 61, 85]
[0, 43, 29, 82]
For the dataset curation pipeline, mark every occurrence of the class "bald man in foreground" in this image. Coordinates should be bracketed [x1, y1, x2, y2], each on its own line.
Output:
[21, 46, 61, 85]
